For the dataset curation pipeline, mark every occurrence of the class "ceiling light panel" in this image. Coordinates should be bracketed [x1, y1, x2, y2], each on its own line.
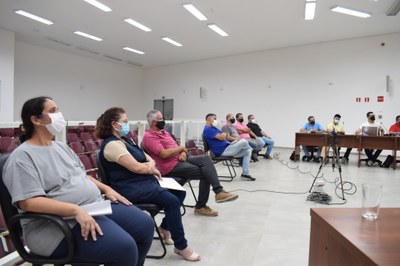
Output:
[162, 37, 183, 47]
[124, 18, 152, 32]
[331, 6, 371, 18]
[123, 47, 145, 55]
[305, 0, 316, 20]
[83, 0, 112, 12]
[208, 24, 229, 37]
[183, 4, 208, 21]
[14, 10, 53, 25]
[74, 31, 103, 41]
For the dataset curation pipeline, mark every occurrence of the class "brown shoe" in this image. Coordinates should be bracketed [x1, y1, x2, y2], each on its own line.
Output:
[215, 191, 239, 203]
[194, 206, 218, 217]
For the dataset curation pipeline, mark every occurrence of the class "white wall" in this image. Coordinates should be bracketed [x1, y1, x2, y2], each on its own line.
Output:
[143, 33, 400, 148]
[14, 41, 144, 121]
[0, 28, 15, 121]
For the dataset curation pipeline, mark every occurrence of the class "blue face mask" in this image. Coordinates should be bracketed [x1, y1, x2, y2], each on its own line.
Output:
[117, 122, 130, 137]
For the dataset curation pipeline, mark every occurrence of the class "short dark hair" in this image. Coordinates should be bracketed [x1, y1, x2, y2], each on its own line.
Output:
[226, 113, 233, 120]
[96, 107, 126, 139]
[248, 114, 254, 120]
[205, 113, 216, 120]
[308, 116, 314, 121]
[334, 114, 341, 119]
[235, 113, 242, 119]
[366, 111, 373, 118]
[21, 96, 52, 140]
[396, 115, 400, 121]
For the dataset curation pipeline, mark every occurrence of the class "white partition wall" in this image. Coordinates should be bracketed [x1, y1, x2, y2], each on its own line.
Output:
[0, 28, 15, 122]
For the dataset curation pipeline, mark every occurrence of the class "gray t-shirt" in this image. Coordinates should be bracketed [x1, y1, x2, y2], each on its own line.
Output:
[222, 124, 240, 138]
[3, 141, 102, 256]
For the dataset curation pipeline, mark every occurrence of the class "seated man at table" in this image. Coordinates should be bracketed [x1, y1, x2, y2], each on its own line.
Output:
[142, 110, 238, 217]
[355, 111, 385, 166]
[300, 116, 325, 162]
[247, 114, 275, 160]
[389, 115, 400, 136]
[235, 113, 261, 162]
[203, 113, 255, 181]
[325, 114, 352, 162]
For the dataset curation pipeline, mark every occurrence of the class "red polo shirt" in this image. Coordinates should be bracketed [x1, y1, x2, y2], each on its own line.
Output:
[389, 123, 400, 133]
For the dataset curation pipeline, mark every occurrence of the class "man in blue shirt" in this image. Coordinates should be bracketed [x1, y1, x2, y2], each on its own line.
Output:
[300, 116, 325, 162]
[203, 113, 254, 181]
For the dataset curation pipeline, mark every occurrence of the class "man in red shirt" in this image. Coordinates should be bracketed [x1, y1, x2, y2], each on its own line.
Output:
[142, 110, 238, 217]
[389, 115, 400, 135]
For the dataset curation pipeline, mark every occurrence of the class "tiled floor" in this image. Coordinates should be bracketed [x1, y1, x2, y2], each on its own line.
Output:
[18, 147, 400, 266]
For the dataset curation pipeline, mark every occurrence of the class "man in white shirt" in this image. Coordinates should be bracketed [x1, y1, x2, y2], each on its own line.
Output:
[355, 111, 385, 165]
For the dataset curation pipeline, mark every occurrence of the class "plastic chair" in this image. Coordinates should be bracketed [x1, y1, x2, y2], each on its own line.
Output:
[78, 154, 98, 178]
[69, 142, 86, 155]
[0, 128, 15, 137]
[83, 140, 98, 153]
[67, 133, 80, 143]
[94, 150, 166, 259]
[202, 135, 237, 182]
[80, 132, 94, 142]
[0, 153, 100, 266]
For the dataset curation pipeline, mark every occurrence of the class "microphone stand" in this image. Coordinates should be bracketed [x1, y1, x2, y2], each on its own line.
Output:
[308, 128, 345, 200]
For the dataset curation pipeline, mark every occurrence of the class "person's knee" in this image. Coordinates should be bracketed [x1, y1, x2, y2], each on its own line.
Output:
[108, 235, 139, 265]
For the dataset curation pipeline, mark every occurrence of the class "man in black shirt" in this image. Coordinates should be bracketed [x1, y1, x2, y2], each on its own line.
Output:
[247, 114, 275, 159]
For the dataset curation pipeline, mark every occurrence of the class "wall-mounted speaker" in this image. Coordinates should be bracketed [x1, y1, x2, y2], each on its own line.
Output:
[386, 75, 391, 93]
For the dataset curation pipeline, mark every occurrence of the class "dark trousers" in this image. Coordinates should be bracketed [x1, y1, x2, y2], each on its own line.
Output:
[51, 203, 154, 266]
[167, 155, 223, 209]
[135, 189, 188, 250]
[365, 149, 383, 162]
[343, 148, 352, 158]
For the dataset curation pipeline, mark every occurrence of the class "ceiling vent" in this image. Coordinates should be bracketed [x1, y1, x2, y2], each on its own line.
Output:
[103, 55, 123, 61]
[46, 37, 71, 46]
[76, 46, 99, 55]
[386, 0, 400, 16]
[126, 61, 143, 67]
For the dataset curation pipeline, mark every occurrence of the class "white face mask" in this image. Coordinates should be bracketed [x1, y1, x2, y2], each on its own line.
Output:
[252, 119, 257, 124]
[334, 119, 340, 124]
[45, 112, 67, 135]
[212, 119, 218, 127]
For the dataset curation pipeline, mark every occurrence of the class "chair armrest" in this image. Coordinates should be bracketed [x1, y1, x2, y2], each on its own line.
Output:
[8, 212, 74, 265]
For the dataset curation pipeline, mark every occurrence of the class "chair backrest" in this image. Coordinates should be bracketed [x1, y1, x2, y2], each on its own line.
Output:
[95, 150, 110, 186]
[0, 154, 19, 232]
[84, 140, 98, 153]
[0, 137, 18, 153]
[69, 141, 85, 154]
[78, 154, 93, 170]
[0, 128, 15, 138]
[80, 132, 93, 142]
[201, 134, 211, 153]
[67, 133, 80, 143]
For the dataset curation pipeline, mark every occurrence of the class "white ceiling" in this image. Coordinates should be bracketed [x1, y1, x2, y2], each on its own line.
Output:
[0, 0, 399, 69]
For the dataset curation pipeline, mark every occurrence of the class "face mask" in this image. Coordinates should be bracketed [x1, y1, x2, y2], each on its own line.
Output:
[334, 119, 340, 124]
[252, 119, 257, 124]
[238, 118, 244, 123]
[229, 118, 235, 124]
[212, 119, 218, 127]
[309, 121, 315, 125]
[370, 115, 375, 121]
[45, 112, 67, 136]
[117, 122, 130, 137]
[156, 120, 165, 130]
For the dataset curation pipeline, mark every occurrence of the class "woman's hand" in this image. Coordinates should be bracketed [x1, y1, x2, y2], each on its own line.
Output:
[75, 207, 103, 241]
[152, 168, 163, 181]
[104, 187, 132, 206]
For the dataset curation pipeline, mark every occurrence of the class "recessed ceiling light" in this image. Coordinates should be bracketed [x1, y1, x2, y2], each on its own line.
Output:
[331, 6, 371, 18]
[208, 24, 229, 37]
[161, 37, 183, 47]
[183, 4, 208, 21]
[74, 31, 103, 41]
[124, 18, 152, 32]
[123, 47, 145, 55]
[83, 0, 112, 12]
[305, 0, 316, 20]
[14, 10, 53, 25]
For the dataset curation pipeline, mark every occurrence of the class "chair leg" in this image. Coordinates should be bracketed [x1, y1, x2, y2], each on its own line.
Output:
[219, 159, 237, 182]
[146, 218, 167, 259]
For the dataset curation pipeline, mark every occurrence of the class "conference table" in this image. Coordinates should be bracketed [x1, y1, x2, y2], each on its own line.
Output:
[309, 208, 400, 266]
[294, 133, 399, 169]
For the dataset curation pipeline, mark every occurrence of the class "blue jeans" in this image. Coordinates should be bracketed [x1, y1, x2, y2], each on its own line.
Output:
[51, 203, 154, 266]
[303, 146, 321, 158]
[136, 189, 189, 250]
[222, 139, 252, 175]
[257, 136, 275, 156]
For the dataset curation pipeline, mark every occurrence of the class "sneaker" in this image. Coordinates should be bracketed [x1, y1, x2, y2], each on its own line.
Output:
[265, 155, 273, 160]
[241, 174, 256, 181]
[215, 191, 239, 203]
[307, 156, 314, 162]
[194, 206, 218, 217]
[313, 157, 321, 163]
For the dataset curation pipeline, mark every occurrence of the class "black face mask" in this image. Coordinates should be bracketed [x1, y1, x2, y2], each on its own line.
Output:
[370, 116, 376, 121]
[229, 118, 235, 123]
[309, 121, 315, 125]
[156, 120, 166, 130]
[238, 118, 244, 123]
